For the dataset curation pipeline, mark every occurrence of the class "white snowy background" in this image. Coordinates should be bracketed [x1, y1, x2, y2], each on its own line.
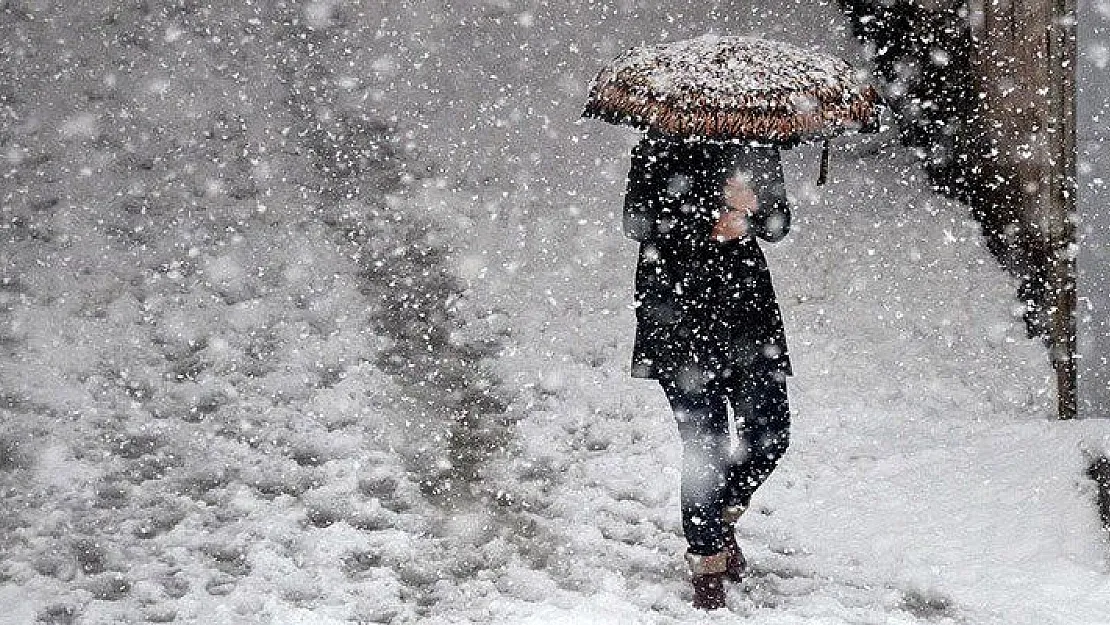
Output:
[1, 0, 1110, 623]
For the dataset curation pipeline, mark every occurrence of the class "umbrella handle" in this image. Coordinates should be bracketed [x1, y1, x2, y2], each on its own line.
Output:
[818, 139, 830, 186]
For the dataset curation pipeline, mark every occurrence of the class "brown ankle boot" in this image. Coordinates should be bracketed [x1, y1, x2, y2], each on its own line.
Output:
[723, 532, 747, 582]
[685, 551, 728, 610]
[722, 504, 748, 582]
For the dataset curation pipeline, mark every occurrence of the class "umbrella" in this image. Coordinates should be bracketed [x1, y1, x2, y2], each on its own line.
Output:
[582, 35, 882, 182]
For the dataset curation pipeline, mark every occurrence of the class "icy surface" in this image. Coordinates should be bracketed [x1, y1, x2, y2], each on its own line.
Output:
[1, 1, 1109, 624]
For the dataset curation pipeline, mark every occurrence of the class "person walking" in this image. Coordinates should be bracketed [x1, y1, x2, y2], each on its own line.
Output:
[623, 132, 793, 610]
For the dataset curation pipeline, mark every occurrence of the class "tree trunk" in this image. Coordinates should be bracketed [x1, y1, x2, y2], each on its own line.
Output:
[839, 0, 1078, 418]
[967, 0, 1078, 418]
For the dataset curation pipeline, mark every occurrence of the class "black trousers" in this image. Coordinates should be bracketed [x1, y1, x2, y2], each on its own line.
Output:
[660, 369, 791, 556]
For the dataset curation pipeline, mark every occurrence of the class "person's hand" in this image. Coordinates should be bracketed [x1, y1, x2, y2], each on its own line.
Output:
[723, 175, 757, 213]
[711, 209, 750, 241]
[713, 176, 757, 241]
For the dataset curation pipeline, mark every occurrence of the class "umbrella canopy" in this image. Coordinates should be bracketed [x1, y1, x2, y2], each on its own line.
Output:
[582, 35, 881, 144]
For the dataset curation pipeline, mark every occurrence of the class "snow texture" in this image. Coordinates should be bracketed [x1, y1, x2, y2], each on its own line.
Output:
[584, 34, 878, 142]
[0, 0, 1108, 624]
[599, 35, 864, 103]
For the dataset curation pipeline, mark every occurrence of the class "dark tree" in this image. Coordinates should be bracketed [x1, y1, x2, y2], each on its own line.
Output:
[839, 0, 1078, 418]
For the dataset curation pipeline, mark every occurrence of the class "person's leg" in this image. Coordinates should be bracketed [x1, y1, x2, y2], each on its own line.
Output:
[726, 369, 791, 511]
[661, 377, 733, 608]
[659, 378, 732, 556]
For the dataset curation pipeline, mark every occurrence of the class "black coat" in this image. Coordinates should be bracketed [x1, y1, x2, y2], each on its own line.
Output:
[624, 135, 792, 384]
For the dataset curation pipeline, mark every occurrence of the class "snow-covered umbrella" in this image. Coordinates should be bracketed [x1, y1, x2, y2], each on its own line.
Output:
[582, 35, 882, 182]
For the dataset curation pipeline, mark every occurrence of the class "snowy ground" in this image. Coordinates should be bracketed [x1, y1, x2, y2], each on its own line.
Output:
[2, 1, 1110, 624]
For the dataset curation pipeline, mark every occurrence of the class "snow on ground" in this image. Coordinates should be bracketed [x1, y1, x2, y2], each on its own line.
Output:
[426, 131, 1110, 623]
[2, 1, 1110, 624]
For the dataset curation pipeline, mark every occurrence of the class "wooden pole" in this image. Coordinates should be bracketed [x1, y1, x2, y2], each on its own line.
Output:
[969, 0, 1078, 419]
[1050, 0, 1078, 419]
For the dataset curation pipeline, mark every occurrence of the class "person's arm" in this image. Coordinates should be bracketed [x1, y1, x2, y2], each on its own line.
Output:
[747, 147, 791, 243]
[711, 175, 756, 241]
[623, 137, 679, 242]
[711, 146, 791, 243]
